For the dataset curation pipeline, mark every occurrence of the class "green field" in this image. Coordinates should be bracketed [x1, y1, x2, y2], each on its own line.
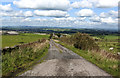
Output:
[2, 33, 50, 76]
[2, 40, 49, 76]
[92, 35, 119, 54]
[2, 33, 49, 48]
[56, 33, 119, 77]
[56, 41, 119, 77]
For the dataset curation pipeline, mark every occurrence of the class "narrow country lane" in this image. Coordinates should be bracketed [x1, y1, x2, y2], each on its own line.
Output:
[20, 40, 112, 77]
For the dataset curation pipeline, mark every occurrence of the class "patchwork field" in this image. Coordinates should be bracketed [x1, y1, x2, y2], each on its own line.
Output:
[2, 33, 49, 48]
[92, 34, 119, 54]
[2, 33, 50, 76]
[1, 31, 119, 77]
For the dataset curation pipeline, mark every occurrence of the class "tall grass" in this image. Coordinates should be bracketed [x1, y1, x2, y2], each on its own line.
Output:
[60, 32, 99, 51]
[57, 41, 119, 77]
[2, 40, 49, 76]
[57, 32, 119, 77]
[2, 33, 49, 48]
[92, 35, 119, 54]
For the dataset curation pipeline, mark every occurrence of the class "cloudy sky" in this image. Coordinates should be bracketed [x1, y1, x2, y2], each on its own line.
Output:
[0, 0, 119, 30]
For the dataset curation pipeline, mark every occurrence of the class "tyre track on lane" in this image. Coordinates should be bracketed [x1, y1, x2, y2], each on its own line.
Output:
[20, 40, 112, 77]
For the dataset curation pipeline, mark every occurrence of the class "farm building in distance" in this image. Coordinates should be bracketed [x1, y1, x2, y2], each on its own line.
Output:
[1, 31, 19, 35]
[34, 33, 47, 35]
[7, 31, 19, 35]
[0, 31, 2, 35]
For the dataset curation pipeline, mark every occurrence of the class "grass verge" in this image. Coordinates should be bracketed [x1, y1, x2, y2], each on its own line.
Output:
[56, 41, 119, 78]
[54, 43, 63, 53]
[92, 35, 119, 54]
[2, 33, 49, 48]
[2, 41, 49, 77]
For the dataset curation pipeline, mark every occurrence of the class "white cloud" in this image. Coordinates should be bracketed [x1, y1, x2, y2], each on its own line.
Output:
[1, 0, 118, 29]
[53, 17, 74, 21]
[71, 0, 93, 8]
[24, 11, 33, 17]
[109, 10, 118, 18]
[71, 0, 119, 9]
[101, 17, 117, 24]
[14, 10, 23, 17]
[34, 18, 47, 21]
[13, 0, 70, 11]
[76, 9, 94, 17]
[99, 12, 107, 18]
[2, 16, 118, 30]
[0, 0, 16, 2]
[88, 0, 98, 3]
[34, 10, 69, 17]
[77, 17, 86, 21]
[0, 4, 12, 11]
[0, 10, 34, 17]
[53, 17, 86, 21]
[0, 10, 23, 17]
[22, 18, 32, 22]
[74, 21, 101, 27]
[95, 0, 119, 8]
[89, 15, 101, 22]
[0, 12, 10, 16]
[100, 10, 118, 18]
[99, 11, 118, 24]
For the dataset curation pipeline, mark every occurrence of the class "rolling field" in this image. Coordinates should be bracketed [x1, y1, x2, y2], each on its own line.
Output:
[92, 35, 119, 54]
[2, 33, 49, 48]
[2, 39, 49, 76]
[56, 33, 119, 77]
[56, 41, 119, 77]
[2, 33, 50, 76]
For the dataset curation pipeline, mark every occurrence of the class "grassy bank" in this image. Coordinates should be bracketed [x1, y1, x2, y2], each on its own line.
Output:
[2, 33, 49, 48]
[92, 35, 119, 54]
[56, 41, 119, 78]
[2, 40, 49, 76]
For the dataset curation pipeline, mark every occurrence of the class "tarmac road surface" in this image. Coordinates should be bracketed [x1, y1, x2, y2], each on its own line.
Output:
[20, 40, 112, 77]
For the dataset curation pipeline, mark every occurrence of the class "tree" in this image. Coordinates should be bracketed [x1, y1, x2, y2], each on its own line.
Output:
[73, 32, 99, 51]
[56, 33, 61, 38]
[49, 33, 53, 39]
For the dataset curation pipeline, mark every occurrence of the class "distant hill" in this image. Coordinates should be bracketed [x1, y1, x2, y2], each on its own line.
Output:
[1, 26, 119, 35]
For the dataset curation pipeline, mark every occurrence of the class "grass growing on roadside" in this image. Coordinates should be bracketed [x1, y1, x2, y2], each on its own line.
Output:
[2, 33, 49, 48]
[57, 41, 119, 78]
[92, 35, 119, 54]
[2, 41, 49, 76]
[54, 43, 63, 53]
